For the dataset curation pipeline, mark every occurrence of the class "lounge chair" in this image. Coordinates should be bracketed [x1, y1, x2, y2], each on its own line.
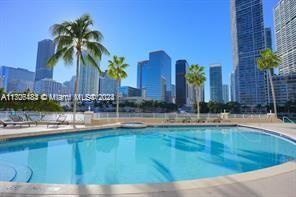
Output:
[182, 117, 192, 123]
[166, 117, 176, 123]
[24, 113, 45, 126]
[0, 115, 35, 128]
[46, 114, 69, 128]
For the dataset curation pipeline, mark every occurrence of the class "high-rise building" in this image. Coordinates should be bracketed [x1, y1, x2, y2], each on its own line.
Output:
[137, 50, 171, 102]
[35, 78, 68, 95]
[231, 0, 267, 106]
[230, 72, 236, 102]
[34, 39, 55, 85]
[175, 60, 189, 106]
[264, 27, 274, 104]
[274, 0, 296, 75]
[222, 84, 230, 103]
[99, 70, 118, 95]
[63, 76, 76, 95]
[210, 64, 223, 103]
[271, 74, 296, 106]
[171, 84, 176, 104]
[264, 27, 273, 50]
[0, 66, 35, 92]
[78, 58, 100, 95]
[120, 86, 141, 97]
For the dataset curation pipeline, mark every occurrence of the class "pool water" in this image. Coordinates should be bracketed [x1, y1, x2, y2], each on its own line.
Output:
[0, 126, 295, 184]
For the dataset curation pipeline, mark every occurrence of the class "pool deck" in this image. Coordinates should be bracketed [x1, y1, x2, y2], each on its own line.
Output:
[0, 122, 295, 197]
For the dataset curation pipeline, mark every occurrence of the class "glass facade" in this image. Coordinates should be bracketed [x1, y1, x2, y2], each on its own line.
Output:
[0, 66, 35, 93]
[272, 74, 296, 106]
[34, 39, 55, 84]
[210, 64, 223, 103]
[120, 86, 141, 97]
[78, 57, 100, 95]
[137, 51, 171, 102]
[99, 70, 118, 95]
[175, 60, 188, 106]
[222, 84, 230, 103]
[231, 0, 267, 106]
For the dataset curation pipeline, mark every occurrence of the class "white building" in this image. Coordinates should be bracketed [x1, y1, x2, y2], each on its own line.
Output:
[35, 78, 68, 95]
[274, 0, 296, 75]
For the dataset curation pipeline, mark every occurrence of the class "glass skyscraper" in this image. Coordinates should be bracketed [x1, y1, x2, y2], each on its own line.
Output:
[0, 66, 35, 93]
[137, 50, 171, 102]
[175, 60, 188, 106]
[99, 70, 118, 95]
[34, 39, 55, 84]
[222, 84, 230, 104]
[210, 64, 223, 103]
[231, 0, 266, 106]
[274, 0, 296, 75]
[78, 57, 100, 95]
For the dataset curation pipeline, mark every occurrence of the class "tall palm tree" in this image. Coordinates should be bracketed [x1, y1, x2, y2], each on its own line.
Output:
[107, 56, 128, 119]
[185, 64, 206, 119]
[48, 14, 109, 127]
[257, 48, 280, 116]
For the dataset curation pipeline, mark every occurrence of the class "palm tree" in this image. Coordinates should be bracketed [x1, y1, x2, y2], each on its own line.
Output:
[257, 48, 280, 116]
[107, 56, 128, 119]
[185, 64, 206, 118]
[48, 14, 109, 127]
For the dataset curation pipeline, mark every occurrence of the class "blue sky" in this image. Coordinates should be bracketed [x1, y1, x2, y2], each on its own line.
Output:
[0, 0, 278, 101]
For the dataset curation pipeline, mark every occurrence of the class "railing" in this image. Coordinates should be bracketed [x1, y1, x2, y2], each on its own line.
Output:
[0, 111, 269, 122]
[282, 116, 296, 124]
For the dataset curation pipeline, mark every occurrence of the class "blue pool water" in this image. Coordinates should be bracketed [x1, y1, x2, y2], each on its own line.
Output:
[0, 126, 295, 184]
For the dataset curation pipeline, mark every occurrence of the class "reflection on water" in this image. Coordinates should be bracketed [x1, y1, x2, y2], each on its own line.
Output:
[0, 126, 295, 184]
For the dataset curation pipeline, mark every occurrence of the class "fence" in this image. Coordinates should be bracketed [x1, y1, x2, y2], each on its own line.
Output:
[0, 111, 269, 122]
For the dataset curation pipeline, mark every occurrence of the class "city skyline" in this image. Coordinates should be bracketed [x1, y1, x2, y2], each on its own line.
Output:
[0, 0, 278, 102]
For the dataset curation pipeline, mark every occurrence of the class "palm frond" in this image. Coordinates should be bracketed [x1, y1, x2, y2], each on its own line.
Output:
[47, 47, 68, 68]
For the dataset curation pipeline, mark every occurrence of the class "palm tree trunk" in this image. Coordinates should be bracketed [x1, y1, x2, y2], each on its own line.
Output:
[195, 86, 200, 119]
[268, 69, 277, 116]
[73, 54, 80, 128]
[116, 79, 120, 119]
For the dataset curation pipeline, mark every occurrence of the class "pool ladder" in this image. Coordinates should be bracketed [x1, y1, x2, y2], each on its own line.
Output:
[282, 116, 296, 124]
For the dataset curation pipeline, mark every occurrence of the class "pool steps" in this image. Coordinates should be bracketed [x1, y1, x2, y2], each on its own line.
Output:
[0, 161, 32, 182]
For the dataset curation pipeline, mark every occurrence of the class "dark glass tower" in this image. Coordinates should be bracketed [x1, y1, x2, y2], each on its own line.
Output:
[34, 39, 55, 84]
[175, 60, 188, 106]
[231, 0, 266, 106]
[210, 64, 223, 103]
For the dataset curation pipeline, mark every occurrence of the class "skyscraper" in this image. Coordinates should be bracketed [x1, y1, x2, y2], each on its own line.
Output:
[0, 66, 35, 92]
[34, 39, 55, 84]
[63, 76, 76, 95]
[210, 64, 223, 103]
[99, 70, 118, 95]
[274, 0, 296, 75]
[175, 60, 189, 106]
[231, 0, 266, 106]
[230, 72, 236, 102]
[264, 27, 272, 50]
[35, 78, 68, 95]
[78, 60, 100, 95]
[137, 50, 171, 102]
[222, 84, 230, 103]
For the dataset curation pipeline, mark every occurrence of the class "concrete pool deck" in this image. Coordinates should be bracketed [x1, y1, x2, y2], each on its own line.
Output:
[0, 123, 295, 197]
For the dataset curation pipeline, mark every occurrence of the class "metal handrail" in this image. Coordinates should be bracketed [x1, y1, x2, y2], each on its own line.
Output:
[282, 116, 296, 124]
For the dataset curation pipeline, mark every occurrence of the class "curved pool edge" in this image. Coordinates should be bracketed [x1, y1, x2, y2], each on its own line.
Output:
[0, 123, 295, 195]
[0, 161, 295, 195]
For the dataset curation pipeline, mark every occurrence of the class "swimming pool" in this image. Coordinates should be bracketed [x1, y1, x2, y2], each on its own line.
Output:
[0, 126, 295, 185]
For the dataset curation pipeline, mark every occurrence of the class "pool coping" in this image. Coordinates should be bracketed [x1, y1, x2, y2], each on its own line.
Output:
[0, 123, 295, 195]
